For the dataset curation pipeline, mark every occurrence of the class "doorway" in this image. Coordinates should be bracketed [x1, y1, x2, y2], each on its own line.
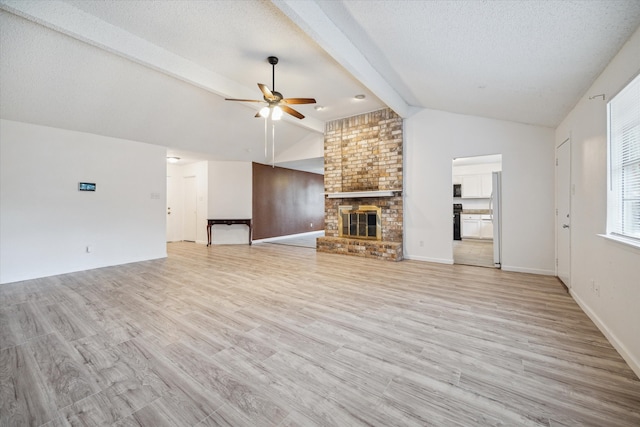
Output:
[452, 154, 502, 268]
[556, 139, 571, 286]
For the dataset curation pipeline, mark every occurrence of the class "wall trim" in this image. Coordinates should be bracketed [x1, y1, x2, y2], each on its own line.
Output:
[571, 289, 640, 380]
[501, 265, 555, 276]
[404, 255, 454, 264]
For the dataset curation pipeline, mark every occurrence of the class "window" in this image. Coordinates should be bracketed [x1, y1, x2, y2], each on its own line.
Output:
[607, 73, 640, 242]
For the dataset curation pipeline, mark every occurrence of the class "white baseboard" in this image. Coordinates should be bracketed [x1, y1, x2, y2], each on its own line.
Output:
[166, 240, 208, 245]
[570, 290, 640, 380]
[403, 255, 454, 264]
[501, 265, 555, 276]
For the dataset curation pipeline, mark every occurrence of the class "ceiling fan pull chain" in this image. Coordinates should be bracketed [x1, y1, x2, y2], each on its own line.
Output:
[272, 123, 276, 167]
[264, 117, 268, 160]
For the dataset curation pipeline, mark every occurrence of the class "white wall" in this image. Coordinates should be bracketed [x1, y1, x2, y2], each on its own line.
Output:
[274, 133, 324, 163]
[0, 120, 167, 284]
[404, 109, 555, 274]
[555, 27, 640, 377]
[207, 161, 252, 244]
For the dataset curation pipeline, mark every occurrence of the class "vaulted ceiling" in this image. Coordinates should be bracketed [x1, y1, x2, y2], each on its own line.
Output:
[1, 1, 639, 169]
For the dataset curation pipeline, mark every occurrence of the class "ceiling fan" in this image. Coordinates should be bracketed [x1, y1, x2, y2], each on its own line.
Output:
[225, 56, 316, 120]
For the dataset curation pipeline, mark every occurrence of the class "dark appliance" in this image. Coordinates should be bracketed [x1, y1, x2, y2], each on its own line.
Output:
[453, 203, 463, 240]
[453, 184, 462, 198]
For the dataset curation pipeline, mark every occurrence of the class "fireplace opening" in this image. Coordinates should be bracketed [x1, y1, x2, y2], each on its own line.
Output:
[339, 205, 381, 240]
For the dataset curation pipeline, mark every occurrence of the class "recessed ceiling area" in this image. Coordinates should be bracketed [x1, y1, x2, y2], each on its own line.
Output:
[1, 0, 639, 169]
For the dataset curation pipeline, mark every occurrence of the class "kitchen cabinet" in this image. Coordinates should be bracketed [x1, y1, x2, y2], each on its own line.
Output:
[480, 215, 493, 239]
[462, 214, 493, 240]
[461, 175, 482, 198]
[462, 214, 481, 238]
[461, 173, 493, 198]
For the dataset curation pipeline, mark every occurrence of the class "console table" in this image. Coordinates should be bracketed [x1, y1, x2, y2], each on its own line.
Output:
[206, 219, 252, 246]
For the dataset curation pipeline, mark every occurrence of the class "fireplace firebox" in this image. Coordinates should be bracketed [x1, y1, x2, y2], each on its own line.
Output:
[338, 205, 382, 240]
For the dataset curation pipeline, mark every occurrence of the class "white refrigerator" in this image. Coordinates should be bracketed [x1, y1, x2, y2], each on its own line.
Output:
[491, 171, 502, 268]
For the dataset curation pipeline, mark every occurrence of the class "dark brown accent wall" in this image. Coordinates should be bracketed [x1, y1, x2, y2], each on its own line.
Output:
[252, 162, 325, 240]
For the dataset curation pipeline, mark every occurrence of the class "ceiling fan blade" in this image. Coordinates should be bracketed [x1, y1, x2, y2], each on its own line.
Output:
[282, 98, 316, 105]
[281, 105, 305, 119]
[255, 111, 262, 118]
[225, 98, 263, 102]
[258, 83, 276, 101]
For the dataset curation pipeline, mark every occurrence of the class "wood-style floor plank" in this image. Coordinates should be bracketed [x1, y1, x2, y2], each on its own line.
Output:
[0, 302, 52, 351]
[1, 241, 639, 426]
[0, 345, 58, 426]
[26, 333, 100, 411]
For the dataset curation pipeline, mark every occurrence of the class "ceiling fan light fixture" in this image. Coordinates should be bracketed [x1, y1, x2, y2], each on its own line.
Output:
[259, 106, 270, 118]
[272, 106, 283, 120]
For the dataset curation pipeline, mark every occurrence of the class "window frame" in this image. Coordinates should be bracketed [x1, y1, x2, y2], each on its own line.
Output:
[606, 72, 640, 248]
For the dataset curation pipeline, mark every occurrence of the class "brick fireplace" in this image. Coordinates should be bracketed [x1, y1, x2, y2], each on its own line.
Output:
[317, 108, 403, 261]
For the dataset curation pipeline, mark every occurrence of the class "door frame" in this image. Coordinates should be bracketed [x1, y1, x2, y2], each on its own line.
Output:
[556, 138, 571, 287]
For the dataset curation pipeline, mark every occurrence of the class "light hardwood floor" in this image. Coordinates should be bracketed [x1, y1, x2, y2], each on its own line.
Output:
[1, 242, 639, 426]
[264, 231, 324, 249]
[453, 239, 494, 268]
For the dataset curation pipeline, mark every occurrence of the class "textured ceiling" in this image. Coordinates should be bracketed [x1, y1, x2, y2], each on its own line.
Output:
[315, 0, 640, 127]
[1, 0, 639, 166]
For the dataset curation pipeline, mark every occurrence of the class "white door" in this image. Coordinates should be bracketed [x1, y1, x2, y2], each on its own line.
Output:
[556, 139, 571, 286]
[183, 176, 197, 242]
[166, 174, 182, 242]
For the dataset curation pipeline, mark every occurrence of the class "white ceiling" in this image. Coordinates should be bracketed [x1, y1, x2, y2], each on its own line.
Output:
[1, 0, 639, 168]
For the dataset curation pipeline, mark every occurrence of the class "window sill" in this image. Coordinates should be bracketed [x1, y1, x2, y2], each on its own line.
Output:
[598, 234, 640, 252]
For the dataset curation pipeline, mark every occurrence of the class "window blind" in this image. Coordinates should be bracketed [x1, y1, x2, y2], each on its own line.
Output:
[608, 73, 640, 240]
